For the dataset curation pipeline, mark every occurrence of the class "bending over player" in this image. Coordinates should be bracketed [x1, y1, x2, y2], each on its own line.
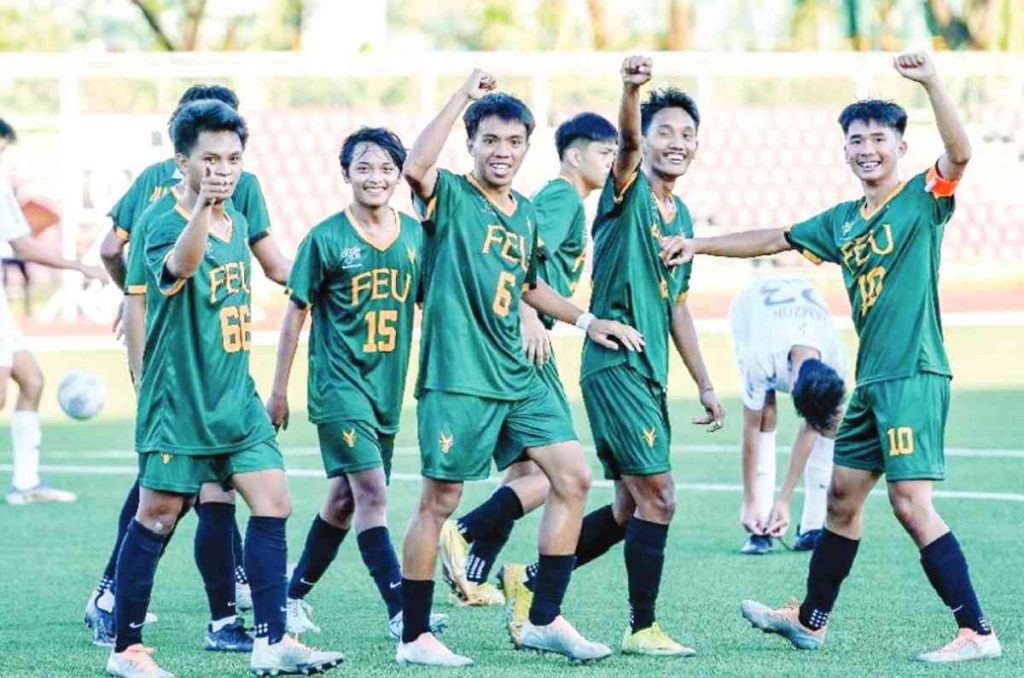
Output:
[730, 277, 847, 555]
[663, 52, 1000, 664]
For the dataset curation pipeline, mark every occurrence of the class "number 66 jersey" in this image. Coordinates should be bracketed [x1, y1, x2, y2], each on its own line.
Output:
[729, 277, 848, 411]
[135, 202, 276, 455]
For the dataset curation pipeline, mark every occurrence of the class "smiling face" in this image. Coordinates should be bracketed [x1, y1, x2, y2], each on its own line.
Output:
[467, 116, 529, 190]
[344, 141, 400, 209]
[642, 107, 698, 180]
[843, 119, 906, 185]
[176, 129, 243, 198]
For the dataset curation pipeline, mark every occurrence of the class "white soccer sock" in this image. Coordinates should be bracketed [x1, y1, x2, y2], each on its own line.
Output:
[755, 430, 777, 523]
[800, 435, 835, 531]
[11, 409, 41, 490]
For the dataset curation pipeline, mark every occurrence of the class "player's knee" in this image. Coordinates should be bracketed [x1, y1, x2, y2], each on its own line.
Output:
[643, 482, 676, 522]
[326, 490, 355, 523]
[550, 459, 591, 503]
[137, 503, 182, 535]
[356, 482, 388, 515]
[421, 482, 462, 520]
[888, 491, 932, 531]
[18, 367, 44, 401]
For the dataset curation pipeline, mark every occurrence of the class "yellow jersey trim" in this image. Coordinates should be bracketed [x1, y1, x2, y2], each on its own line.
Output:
[464, 173, 518, 217]
[859, 180, 906, 220]
[158, 251, 187, 297]
[613, 169, 639, 205]
[126, 284, 147, 295]
[115, 226, 129, 242]
[783, 224, 823, 265]
[344, 206, 400, 252]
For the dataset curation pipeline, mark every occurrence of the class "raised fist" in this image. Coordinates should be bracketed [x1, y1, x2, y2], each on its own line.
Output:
[621, 55, 653, 88]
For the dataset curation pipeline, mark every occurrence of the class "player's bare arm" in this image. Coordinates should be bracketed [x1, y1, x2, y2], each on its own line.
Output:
[403, 69, 496, 201]
[123, 294, 145, 390]
[522, 279, 645, 352]
[519, 300, 551, 367]
[893, 52, 971, 182]
[251, 235, 292, 285]
[670, 298, 724, 431]
[8, 235, 106, 281]
[660, 228, 792, 267]
[613, 55, 651, 193]
[99, 228, 127, 289]
[266, 301, 308, 430]
[166, 167, 229, 279]
[765, 422, 819, 537]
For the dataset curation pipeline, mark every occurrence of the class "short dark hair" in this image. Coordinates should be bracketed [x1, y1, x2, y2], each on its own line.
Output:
[464, 93, 535, 141]
[0, 118, 16, 142]
[640, 87, 700, 135]
[554, 112, 617, 160]
[168, 85, 240, 134]
[170, 100, 248, 157]
[792, 359, 846, 432]
[340, 127, 407, 172]
[838, 99, 907, 136]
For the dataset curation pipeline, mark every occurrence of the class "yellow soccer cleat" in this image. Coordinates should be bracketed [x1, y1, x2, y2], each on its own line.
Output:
[438, 520, 472, 602]
[621, 622, 696, 657]
[448, 581, 505, 607]
[498, 564, 532, 647]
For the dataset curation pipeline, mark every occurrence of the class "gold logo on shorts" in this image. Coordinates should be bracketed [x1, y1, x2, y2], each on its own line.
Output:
[161, 453, 173, 464]
[659, 277, 668, 299]
[641, 428, 657, 448]
[343, 429, 357, 448]
[439, 431, 454, 454]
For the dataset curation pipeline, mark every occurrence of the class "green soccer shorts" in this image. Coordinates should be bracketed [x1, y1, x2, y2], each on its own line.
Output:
[417, 376, 578, 482]
[317, 419, 396, 482]
[582, 364, 671, 480]
[536, 352, 572, 420]
[834, 372, 950, 481]
[137, 437, 284, 495]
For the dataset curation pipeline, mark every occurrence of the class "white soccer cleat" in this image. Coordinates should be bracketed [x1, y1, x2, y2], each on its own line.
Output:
[250, 635, 343, 676]
[286, 597, 321, 636]
[105, 644, 175, 677]
[519, 616, 612, 662]
[236, 582, 253, 613]
[916, 629, 1001, 663]
[396, 633, 473, 667]
[388, 611, 450, 640]
[6, 481, 77, 505]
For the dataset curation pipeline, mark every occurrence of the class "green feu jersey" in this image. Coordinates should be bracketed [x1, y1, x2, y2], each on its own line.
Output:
[417, 169, 540, 400]
[288, 208, 422, 431]
[581, 168, 693, 388]
[124, 178, 272, 293]
[532, 177, 587, 329]
[785, 166, 956, 387]
[111, 157, 272, 245]
[134, 202, 275, 455]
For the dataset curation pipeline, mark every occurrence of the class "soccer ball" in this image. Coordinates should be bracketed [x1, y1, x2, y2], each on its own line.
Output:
[57, 370, 107, 421]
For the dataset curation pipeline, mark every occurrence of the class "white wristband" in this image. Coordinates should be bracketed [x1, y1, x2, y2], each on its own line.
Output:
[575, 312, 596, 332]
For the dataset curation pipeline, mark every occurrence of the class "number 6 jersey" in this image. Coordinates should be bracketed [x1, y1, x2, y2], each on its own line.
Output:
[135, 202, 275, 455]
[287, 208, 422, 432]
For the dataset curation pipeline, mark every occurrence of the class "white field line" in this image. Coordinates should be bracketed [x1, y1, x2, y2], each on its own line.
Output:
[3, 464, 1022, 503]
[39, 444, 1024, 461]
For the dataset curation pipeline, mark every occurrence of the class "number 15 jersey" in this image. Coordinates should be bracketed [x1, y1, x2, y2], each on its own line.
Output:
[135, 202, 275, 455]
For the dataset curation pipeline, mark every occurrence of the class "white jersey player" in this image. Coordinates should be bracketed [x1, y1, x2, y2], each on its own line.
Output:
[730, 277, 847, 555]
[0, 120, 104, 504]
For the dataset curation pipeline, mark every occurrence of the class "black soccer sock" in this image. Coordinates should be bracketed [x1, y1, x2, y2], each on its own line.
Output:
[357, 526, 403, 619]
[466, 521, 515, 584]
[245, 516, 288, 644]
[799, 529, 859, 630]
[102, 479, 141, 583]
[528, 554, 575, 626]
[624, 518, 668, 632]
[920, 532, 991, 634]
[456, 485, 524, 543]
[401, 578, 434, 643]
[194, 502, 237, 621]
[287, 515, 348, 600]
[232, 518, 247, 585]
[523, 504, 626, 592]
[113, 519, 164, 652]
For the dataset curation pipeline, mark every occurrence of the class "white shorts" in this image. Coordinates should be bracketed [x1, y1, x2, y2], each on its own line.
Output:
[0, 287, 25, 368]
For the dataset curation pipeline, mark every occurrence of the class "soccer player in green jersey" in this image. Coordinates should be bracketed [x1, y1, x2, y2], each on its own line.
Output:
[86, 85, 292, 649]
[265, 127, 444, 641]
[510, 55, 726, 659]
[398, 70, 643, 667]
[663, 52, 1000, 664]
[438, 113, 618, 609]
[105, 100, 342, 678]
